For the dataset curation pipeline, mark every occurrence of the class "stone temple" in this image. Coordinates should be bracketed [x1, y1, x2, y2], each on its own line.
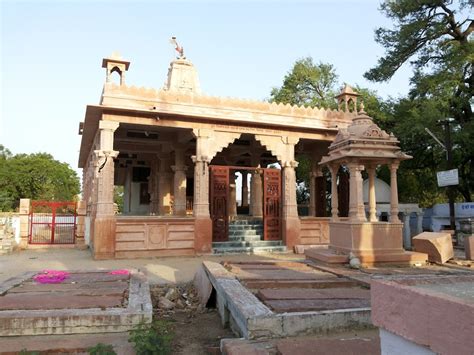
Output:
[78, 50, 426, 264]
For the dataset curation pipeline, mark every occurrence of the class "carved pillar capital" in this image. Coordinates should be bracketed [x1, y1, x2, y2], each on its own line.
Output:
[283, 160, 299, 169]
[191, 155, 210, 164]
[98, 120, 120, 132]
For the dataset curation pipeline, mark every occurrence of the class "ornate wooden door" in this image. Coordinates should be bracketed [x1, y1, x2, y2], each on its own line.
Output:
[210, 166, 229, 242]
[263, 168, 281, 241]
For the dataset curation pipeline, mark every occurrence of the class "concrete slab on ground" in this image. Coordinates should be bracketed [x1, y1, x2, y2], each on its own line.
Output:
[221, 329, 381, 355]
[0, 269, 152, 336]
[202, 260, 372, 339]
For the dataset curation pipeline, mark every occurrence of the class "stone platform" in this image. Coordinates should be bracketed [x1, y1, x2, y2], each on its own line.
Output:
[306, 247, 428, 266]
[202, 260, 373, 339]
[0, 269, 152, 336]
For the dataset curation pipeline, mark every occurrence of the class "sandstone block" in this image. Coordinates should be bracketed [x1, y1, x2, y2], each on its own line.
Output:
[412, 232, 453, 263]
[465, 235, 474, 261]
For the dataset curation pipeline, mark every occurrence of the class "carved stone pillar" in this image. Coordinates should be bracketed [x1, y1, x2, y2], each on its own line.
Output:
[172, 148, 187, 216]
[241, 172, 249, 207]
[389, 162, 400, 223]
[309, 171, 317, 217]
[192, 151, 212, 253]
[251, 170, 263, 217]
[347, 162, 366, 222]
[191, 130, 212, 253]
[367, 166, 377, 222]
[93, 120, 119, 260]
[282, 160, 299, 219]
[158, 156, 173, 216]
[148, 159, 160, 214]
[281, 136, 301, 250]
[192, 155, 210, 218]
[329, 164, 339, 221]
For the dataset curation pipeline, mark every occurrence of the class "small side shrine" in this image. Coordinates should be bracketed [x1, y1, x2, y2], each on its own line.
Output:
[306, 104, 428, 265]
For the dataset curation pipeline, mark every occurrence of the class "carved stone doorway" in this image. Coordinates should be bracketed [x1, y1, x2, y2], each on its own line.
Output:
[209, 165, 281, 242]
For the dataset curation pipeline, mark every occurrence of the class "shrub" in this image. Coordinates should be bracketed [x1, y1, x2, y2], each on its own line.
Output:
[88, 343, 117, 355]
[129, 320, 172, 355]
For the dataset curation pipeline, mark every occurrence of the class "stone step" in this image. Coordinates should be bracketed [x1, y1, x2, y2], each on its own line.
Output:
[228, 235, 262, 242]
[213, 240, 282, 248]
[229, 225, 263, 231]
[230, 219, 263, 226]
[229, 230, 262, 236]
[212, 245, 287, 254]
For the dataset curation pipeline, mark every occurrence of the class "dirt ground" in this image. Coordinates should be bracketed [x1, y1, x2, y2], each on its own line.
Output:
[150, 282, 236, 354]
[169, 309, 235, 354]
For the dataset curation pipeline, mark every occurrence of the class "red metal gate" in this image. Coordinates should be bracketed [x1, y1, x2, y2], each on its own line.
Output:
[263, 168, 281, 240]
[210, 166, 229, 242]
[29, 201, 76, 244]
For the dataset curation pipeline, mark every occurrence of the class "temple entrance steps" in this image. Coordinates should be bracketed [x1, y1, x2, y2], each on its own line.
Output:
[212, 218, 286, 254]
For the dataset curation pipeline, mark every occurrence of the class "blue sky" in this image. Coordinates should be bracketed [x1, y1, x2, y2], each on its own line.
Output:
[1, 0, 413, 179]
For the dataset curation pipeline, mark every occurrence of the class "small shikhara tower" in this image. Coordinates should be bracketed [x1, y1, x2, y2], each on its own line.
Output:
[102, 52, 130, 86]
[164, 37, 201, 94]
[335, 84, 360, 112]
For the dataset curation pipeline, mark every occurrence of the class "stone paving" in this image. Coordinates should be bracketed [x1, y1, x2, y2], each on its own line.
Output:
[203, 260, 372, 339]
[0, 269, 152, 337]
[0, 272, 129, 311]
[225, 261, 370, 313]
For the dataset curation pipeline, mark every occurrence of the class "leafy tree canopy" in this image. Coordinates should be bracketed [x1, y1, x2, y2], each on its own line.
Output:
[0, 149, 80, 211]
[270, 57, 339, 108]
[365, 0, 473, 202]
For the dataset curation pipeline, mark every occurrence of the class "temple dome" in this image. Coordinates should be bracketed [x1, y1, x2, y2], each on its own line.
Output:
[345, 106, 390, 140]
[319, 102, 411, 165]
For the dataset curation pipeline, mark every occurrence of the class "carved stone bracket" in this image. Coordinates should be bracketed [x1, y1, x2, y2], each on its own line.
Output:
[192, 128, 241, 162]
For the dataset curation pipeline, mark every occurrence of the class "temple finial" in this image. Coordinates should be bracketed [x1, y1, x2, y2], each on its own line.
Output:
[169, 36, 185, 59]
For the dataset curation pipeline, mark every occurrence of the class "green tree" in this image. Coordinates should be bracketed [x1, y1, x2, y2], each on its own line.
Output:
[0, 145, 12, 160]
[365, 0, 473, 202]
[270, 58, 395, 207]
[0, 149, 80, 211]
[114, 185, 124, 213]
[270, 57, 339, 108]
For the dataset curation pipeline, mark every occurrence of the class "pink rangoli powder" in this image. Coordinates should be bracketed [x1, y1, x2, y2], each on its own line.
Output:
[33, 270, 70, 284]
[108, 269, 130, 275]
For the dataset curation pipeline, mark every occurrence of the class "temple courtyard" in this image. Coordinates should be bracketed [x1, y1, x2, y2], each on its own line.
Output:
[0, 248, 472, 354]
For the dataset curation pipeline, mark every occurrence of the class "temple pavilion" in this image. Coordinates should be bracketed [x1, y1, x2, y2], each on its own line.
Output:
[78, 50, 420, 263]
